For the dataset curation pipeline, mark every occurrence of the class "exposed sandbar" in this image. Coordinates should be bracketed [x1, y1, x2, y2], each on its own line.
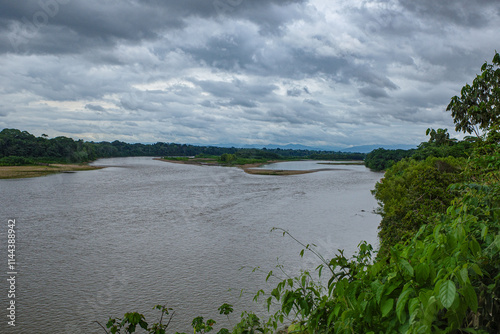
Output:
[241, 168, 336, 175]
[157, 158, 342, 175]
[0, 164, 103, 179]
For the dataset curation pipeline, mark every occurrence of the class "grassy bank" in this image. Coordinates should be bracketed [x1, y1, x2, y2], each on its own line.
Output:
[0, 164, 103, 179]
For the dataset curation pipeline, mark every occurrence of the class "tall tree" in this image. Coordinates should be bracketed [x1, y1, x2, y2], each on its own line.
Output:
[447, 51, 500, 137]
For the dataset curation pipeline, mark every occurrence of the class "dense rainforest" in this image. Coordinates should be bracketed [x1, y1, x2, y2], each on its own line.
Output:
[364, 128, 473, 172]
[0, 128, 365, 166]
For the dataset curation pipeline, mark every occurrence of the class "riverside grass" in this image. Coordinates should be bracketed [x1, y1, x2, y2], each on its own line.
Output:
[0, 164, 103, 179]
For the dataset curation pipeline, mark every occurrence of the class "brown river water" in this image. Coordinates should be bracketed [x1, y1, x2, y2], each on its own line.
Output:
[0, 157, 382, 333]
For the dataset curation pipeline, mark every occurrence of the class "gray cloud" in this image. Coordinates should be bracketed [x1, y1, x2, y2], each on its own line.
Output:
[398, 0, 500, 27]
[85, 104, 105, 112]
[0, 0, 306, 54]
[303, 98, 323, 106]
[0, 0, 498, 147]
[359, 87, 389, 99]
[287, 88, 302, 97]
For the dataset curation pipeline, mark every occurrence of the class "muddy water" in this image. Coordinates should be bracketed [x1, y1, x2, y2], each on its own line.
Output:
[0, 157, 382, 333]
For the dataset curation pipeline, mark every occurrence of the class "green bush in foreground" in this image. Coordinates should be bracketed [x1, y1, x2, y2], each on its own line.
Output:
[264, 184, 499, 333]
[372, 156, 466, 256]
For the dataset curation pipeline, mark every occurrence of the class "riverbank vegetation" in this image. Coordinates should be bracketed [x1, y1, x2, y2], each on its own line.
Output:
[0, 128, 364, 178]
[0, 164, 102, 179]
[0, 128, 365, 168]
[160, 151, 364, 176]
[100, 52, 500, 333]
[364, 129, 473, 172]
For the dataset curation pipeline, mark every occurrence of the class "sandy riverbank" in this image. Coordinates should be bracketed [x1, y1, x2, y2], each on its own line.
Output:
[156, 158, 337, 175]
[0, 164, 104, 179]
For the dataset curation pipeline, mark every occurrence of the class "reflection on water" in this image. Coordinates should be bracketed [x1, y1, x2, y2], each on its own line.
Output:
[0, 157, 382, 333]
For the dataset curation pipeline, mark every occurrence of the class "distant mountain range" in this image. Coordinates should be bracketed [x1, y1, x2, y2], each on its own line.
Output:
[198, 143, 417, 153]
[339, 144, 417, 153]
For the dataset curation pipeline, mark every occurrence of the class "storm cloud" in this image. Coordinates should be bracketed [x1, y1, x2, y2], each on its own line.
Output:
[0, 0, 498, 147]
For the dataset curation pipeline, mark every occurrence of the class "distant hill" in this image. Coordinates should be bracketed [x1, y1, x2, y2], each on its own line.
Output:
[340, 144, 417, 153]
[260, 144, 343, 151]
[206, 143, 417, 153]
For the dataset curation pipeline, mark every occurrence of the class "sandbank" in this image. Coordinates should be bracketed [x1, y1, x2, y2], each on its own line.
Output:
[0, 164, 103, 179]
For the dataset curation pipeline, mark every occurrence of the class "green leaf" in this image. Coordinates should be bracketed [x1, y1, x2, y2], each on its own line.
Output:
[493, 235, 500, 250]
[425, 244, 437, 261]
[333, 304, 341, 317]
[462, 284, 478, 312]
[399, 259, 414, 277]
[456, 267, 468, 285]
[408, 297, 420, 322]
[423, 296, 438, 324]
[439, 280, 456, 309]
[396, 288, 413, 323]
[481, 225, 488, 239]
[471, 263, 483, 276]
[381, 298, 394, 317]
[139, 320, 148, 330]
[375, 283, 385, 304]
[415, 263, 430, 283]
[433, 225, 442, 242]
[469, 237, 481, 255]
[384, 280, 401, 296]
[327, 309, 336, 327]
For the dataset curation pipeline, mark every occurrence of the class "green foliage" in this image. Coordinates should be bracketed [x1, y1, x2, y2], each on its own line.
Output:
[425, 128, 455, 146]
[447, 51, 500, 137]
[101, 304, 235, 334]
[218, 303, 234, 317]
[230, 312, 267, 334]
[307, 152, 365, 161]
[364, 148, 415, 171]
[195, 154, 220, 159]
[373, 156, 465, 255]
[260, 180, 500, 332]
[219, 153, 237, 163]
[412, 140, 472, 161]
[463, 127, 500, 184]
[234, 149, 281, 160]
[102, 305, 173, 334]
[164, 157, 190, 161]
[1, 128, 365, 165]
[365, 129, 472, 171]
[191, 316, 217, 333]
[0, 156, 36, 166]
[411, 128, 472, 161]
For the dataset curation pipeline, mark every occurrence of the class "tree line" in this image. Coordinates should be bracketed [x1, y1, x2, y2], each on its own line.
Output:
[364, 130, 474, 172]
[0, 128, 365, 165]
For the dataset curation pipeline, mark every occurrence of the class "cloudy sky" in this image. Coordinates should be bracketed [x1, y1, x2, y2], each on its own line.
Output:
[0, 0, 498, 148]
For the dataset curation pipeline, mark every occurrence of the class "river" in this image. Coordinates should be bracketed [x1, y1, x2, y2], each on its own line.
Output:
[0, 157, 382, 333]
